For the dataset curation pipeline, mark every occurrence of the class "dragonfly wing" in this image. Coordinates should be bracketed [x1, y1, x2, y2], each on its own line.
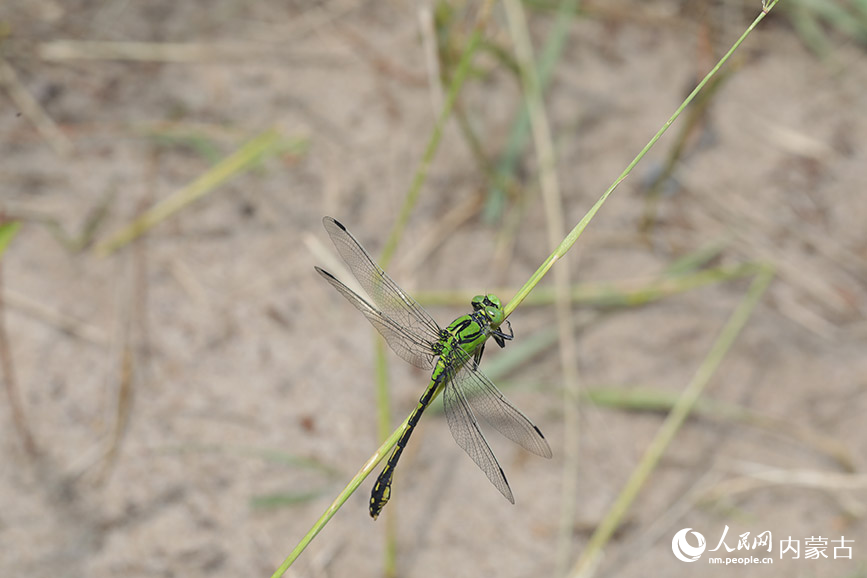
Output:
[316, 267, 436, 369]
[441, 362, 514, 503]
[322, 217, 442, 346]
[451, 347, 552, 458]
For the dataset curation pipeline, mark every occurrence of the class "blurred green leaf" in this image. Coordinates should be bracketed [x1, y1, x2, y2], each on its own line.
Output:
[251, 490, 329, 509]
[0, 221, 21, 257]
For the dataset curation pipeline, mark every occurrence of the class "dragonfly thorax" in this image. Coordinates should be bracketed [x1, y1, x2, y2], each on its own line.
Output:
[444, 311, 492, 358]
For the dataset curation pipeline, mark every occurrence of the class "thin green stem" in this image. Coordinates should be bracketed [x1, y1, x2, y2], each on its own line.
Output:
[269, 413, 410, 578]
[503, 1, 779, 319]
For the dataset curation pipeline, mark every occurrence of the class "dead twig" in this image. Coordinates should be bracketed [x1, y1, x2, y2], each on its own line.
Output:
[0, 58, 73, 157]
[0, 222, 38, 457]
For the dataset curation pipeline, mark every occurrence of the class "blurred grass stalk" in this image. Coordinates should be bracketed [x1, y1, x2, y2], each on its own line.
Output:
[95, 130, 302, 256]
[0, 221, 38, 457]
[484, 0, 580, 222]
[584, 387, 854, 472]
[0, 58, 73, 157]
[568, 265, 774, 578]
[501, 0, 582, 574]
[785, 0, 867, 58]
[640, 67, 735, 234]
[427, 262, 761, 389]
[40, 40, 287, 63]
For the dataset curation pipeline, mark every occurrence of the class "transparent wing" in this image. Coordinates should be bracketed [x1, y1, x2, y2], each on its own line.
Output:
[441, 362, 515, 503]
[316, 267, 437, 369]
[451, 346, 552, 458]
[322, 217, 442, 348]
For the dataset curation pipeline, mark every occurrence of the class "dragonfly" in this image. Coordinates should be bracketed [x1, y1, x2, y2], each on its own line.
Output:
[315, 216, 552, 519]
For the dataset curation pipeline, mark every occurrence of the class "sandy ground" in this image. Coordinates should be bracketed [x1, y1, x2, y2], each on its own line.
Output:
[2, 1, 867, 577]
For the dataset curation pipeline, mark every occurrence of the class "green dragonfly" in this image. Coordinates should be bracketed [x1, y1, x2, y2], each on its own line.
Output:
[315, 217, 551, 519]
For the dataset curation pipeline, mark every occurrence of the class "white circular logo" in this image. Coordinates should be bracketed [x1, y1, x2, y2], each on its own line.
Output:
[672, 528, 706, 562]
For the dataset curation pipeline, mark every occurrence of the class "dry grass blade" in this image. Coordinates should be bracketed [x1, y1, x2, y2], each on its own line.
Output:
[693, 185, 860, 320]
[4, 289, 108, 345]
[700, 463, 867, 510]
[0, 221, 38, 457]
[0, 58, 73, 157]
[418, 4, 445, 115]
[400, 192, 483, 275]
[94, 346, 135, 481]
[39, 41, 294, 63]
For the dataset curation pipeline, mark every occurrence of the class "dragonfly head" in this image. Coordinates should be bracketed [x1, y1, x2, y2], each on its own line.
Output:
[472, 294, 506, 327]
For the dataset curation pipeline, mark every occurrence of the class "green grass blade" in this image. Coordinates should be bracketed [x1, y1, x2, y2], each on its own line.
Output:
[146, 127, 224, 163]
[251, 490, 330, 509]
[568, 265, 774, 577]
[663, 238, 731, 275]
[95, 129, 296, 255]
[0, 221, 21, 257]
[158, 443, 342, 476]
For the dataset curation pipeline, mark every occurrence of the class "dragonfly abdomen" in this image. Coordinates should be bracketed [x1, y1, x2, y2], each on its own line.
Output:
[369, 368, 448, 519]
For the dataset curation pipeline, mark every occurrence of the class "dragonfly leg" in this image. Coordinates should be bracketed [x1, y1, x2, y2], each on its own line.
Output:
[492, 320, 514, 348]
